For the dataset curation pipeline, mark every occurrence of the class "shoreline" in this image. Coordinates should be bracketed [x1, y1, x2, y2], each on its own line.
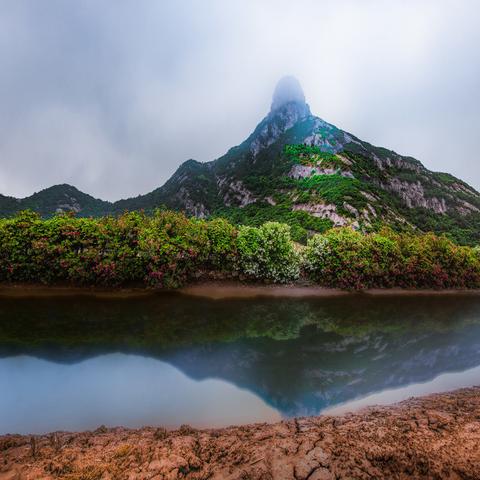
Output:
[180, 283, 480, 299]
[1, 281, 480, 299]
[1, 386, 479, 479]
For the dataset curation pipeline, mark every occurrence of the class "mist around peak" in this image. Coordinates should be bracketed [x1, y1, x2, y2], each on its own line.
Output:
[270, 76, 307, 112]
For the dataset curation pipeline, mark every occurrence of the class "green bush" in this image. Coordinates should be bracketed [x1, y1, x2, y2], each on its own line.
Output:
[215, 203, 332, 243]
[0, 210, 212, 288]
[304, 227, 480, 289]
[206, 217, 237, 270]
[304, 228, 379, 289]
[0, 210, 479, 289]
[137, 210, 210, 287]
[236, 222, 300, 283]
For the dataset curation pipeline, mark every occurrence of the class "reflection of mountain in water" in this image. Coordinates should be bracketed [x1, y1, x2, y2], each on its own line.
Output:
[168, 323, 480, 417]
[1, 293, 480, 416]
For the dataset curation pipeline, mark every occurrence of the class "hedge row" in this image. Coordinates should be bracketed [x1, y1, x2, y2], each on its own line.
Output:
[0, 210, 479, 289]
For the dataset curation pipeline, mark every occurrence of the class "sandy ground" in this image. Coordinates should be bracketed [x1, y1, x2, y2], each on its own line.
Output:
[1, 387, 480, 479]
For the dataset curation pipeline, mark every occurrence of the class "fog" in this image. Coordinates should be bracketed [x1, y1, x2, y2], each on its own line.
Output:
[271, 76, 306, 112]
[0, 0, 479, 200]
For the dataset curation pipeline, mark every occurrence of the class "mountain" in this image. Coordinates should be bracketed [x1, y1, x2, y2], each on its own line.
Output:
[1, 76, 479, 244]
[0, 184, 112, 218]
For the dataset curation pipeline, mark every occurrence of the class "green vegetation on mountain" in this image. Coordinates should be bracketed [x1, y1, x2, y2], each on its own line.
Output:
[214, 203, 333, 243]
[0, 184, 112, 218]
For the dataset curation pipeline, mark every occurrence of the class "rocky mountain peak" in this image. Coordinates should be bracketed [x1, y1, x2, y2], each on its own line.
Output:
[270, 76, 310, 117]
[247, 77, 312, 156]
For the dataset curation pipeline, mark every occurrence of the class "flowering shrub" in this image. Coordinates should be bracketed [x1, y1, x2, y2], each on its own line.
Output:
[304, 227, 480, 289]
[137, 210, 210, 287]
[0, 210, 227, 288]
[236, 222, 300, 283]
[0, 211, 479, 289]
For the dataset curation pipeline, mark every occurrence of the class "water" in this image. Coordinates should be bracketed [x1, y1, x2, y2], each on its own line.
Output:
[1, 292, 480, 434]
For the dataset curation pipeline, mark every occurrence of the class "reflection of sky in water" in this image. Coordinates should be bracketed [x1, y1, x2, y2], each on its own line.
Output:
[0, 354, 280, 434]
[324, 363, 480, 415]
[2, 351, 480, 434]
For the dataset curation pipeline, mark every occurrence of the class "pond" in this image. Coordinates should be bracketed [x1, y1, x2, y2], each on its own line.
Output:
[1, 291, 480, 434]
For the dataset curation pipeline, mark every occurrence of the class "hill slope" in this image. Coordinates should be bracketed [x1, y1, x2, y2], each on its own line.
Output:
[1, 76, 479, 244]
[0, 184, 112, 218]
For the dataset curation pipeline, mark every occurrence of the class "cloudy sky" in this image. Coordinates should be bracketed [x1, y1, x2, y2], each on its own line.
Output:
[0, 0, 479, 200]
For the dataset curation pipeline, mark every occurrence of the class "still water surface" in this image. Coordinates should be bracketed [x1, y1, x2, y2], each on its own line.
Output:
[1, 292, 480, 434]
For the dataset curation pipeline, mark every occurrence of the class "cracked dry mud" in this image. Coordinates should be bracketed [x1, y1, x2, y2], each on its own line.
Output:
[1, 387, 480, 480]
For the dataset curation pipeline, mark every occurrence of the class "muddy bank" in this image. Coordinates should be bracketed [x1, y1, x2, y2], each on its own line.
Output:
[0, 284, 155, 299]
[0, 282, 351, 299]
[1, 281, 480, 299]
[180, 283, 480, 299]
[1, 387, 479, 479]
[179, 282, 348, 299]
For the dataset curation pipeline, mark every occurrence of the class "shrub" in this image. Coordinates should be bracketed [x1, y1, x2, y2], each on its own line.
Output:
[0, 210, 213, 288]
[206, 218, 237, 269]
[304, 228, 371, 289]
[304, 227, 480, 289]
[236, 222, 300, 283]
[137, 210, 210, 287]
[395, 232, 480, 289]
[0, 210, 479, 289]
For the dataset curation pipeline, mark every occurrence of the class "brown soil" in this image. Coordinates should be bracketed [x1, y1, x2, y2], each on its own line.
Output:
[2, 281, 480, 300]
[180, 283, 480, 300]
[0, 284, 156, 299]
[179, 283, 349, 299]
[1, 387, 480, 479]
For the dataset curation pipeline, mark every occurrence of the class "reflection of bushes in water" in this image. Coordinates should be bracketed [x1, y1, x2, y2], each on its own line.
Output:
[312, 295, 480, 337]
[0, 296, 320, 351]
[1, 295, 480, 357]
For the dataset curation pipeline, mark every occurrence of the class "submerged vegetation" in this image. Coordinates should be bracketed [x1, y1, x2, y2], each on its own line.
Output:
[0, 209, 479, 289]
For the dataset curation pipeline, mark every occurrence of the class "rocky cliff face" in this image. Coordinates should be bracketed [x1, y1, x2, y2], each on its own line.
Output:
[1, 77, 479, 244]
